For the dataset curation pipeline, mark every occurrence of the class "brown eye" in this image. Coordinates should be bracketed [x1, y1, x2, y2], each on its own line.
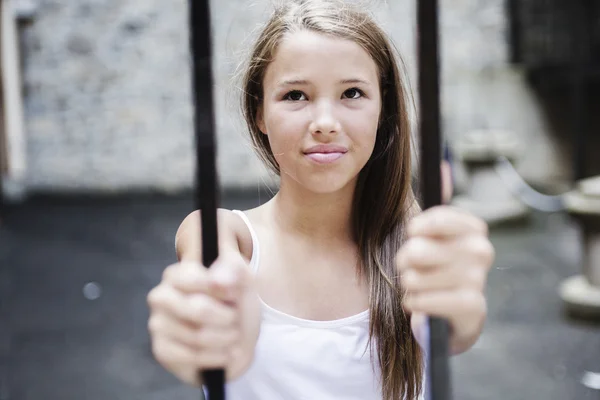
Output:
[343, 88, 363, 99]
[283, 91, 306, 101]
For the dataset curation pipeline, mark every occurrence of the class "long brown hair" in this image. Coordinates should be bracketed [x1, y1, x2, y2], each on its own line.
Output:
[239, 1, 423, 398]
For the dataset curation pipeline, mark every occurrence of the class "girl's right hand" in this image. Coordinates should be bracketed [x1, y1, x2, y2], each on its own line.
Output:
[147, 256, 260, 386]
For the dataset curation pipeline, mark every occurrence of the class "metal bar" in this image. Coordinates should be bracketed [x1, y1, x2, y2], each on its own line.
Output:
[507, 0, 522, 64]
[0, 0, 28, 186]
[417, 1, 452, 400]
[188, 1, 224, 399]
[570, 0, 592, 182]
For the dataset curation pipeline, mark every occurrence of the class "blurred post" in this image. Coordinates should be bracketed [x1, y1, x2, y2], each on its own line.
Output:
[561, 176, 600, 319]
[0, 0, 28, 202]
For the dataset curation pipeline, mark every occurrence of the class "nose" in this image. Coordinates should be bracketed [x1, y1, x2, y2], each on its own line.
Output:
[309, 100, 341, 136]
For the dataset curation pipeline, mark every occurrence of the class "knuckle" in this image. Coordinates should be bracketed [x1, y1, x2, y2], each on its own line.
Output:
[196, 329, 211, 347]
[146, 289, 157, 307]
[405, 237, 428, 264]
[147, 315, 162, 334]
[147, 286, 165, 308]
[151, 340, 169, 364]
[476, 218, 489, 236]
[455, 289, 471, 306]
[466, 268, 486, 289]
[401, 270, 418, 290]
[192, 297, 211, 321]
[459, 211, 488, 235]
[407, 217, 420, 232]
[162, 264, 177, 281]
[468, 236, 494, 264]
[457, 289, 482, 310]
[150, 341, 161, 360]
[432, 206, 449, 221]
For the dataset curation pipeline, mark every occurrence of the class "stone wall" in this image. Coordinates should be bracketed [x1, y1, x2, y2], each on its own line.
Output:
[14, 0, 570, 194]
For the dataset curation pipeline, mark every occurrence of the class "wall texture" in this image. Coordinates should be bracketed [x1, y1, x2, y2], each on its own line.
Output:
[15, 0, 570, 194]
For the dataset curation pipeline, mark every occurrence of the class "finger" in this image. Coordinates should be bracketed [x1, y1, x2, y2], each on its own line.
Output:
[148, 285, 236, 327]
[162, 262, 211, 294]
[441, 160, 453, 204]
[152, 337, 231, 372]
[149, 312, 240, 351]
[396, 237, 444, 270]
[196, 327, 240, 349]
[397, 234, 494, 272]
[186, 294, 238, 328]
[407, 206, 488, 238]
[410, 311, 428, 348]
[403, 289, 486, 322]
[148, 285, 200, 326]
[151, 337, 199, 369]
[208, 257, 252, 304]
[402, 263, 487, 293]
[193, 349, 233, 369]
[148, 312, 200, 349]
[208, 279, 240, 305]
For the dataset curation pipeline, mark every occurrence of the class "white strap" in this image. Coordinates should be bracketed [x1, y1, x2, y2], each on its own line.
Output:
[231, 210, 260, 273]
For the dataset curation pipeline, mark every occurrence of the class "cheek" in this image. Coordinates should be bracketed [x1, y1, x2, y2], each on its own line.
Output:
[264, 107, 304, 161]
[348, 108, 379, 156]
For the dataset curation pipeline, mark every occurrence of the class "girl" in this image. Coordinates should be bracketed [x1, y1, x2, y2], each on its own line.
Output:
[147, 1, 494, 399]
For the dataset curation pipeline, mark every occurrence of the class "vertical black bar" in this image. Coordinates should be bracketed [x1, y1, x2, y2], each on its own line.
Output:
[570, 0, 590, 182]
[417, 1, 452, 400]
[507, 0, 522, 64]
[189, 1, 224, 399]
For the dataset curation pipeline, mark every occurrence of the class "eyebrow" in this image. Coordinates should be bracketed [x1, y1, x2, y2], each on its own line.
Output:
[278, 78, 371, 87]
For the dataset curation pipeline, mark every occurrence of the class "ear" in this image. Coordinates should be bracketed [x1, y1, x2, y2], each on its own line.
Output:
[256, 103, 267, 135]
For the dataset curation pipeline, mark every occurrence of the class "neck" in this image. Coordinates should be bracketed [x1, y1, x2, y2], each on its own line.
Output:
[267, 178, 357, 244]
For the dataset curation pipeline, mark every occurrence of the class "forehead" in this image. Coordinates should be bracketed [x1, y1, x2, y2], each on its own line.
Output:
[264, 30, 379, 85]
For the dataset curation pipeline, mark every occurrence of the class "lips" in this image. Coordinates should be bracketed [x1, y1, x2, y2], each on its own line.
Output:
[303, 144, 348, 164]
[304, 144, 348, 154]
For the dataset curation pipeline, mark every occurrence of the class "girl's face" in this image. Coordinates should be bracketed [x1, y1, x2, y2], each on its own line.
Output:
[257, 30, 382, 194]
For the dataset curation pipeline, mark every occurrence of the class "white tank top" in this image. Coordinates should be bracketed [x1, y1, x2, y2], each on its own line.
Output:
[205, 210, 426, 400]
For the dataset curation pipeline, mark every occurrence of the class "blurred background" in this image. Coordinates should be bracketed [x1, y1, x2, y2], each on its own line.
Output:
[1, 0, 599, 399]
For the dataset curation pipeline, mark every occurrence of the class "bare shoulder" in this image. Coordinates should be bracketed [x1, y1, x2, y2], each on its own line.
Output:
[218, 208, 254, 263]
[175, 208, 254, 263]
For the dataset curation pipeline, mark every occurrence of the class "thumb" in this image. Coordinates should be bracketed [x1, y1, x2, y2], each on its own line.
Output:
[208, 256, 250, 303]
[441, 160, 453, 204]
[411, 312, 429, 349]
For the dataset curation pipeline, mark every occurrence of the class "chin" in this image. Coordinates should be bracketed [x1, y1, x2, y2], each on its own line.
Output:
[279, 160, 361, 195]
[297, 174, 357, 195]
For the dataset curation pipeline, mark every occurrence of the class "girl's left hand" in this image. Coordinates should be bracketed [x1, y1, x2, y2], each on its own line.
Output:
[396, 161, 495, 354]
